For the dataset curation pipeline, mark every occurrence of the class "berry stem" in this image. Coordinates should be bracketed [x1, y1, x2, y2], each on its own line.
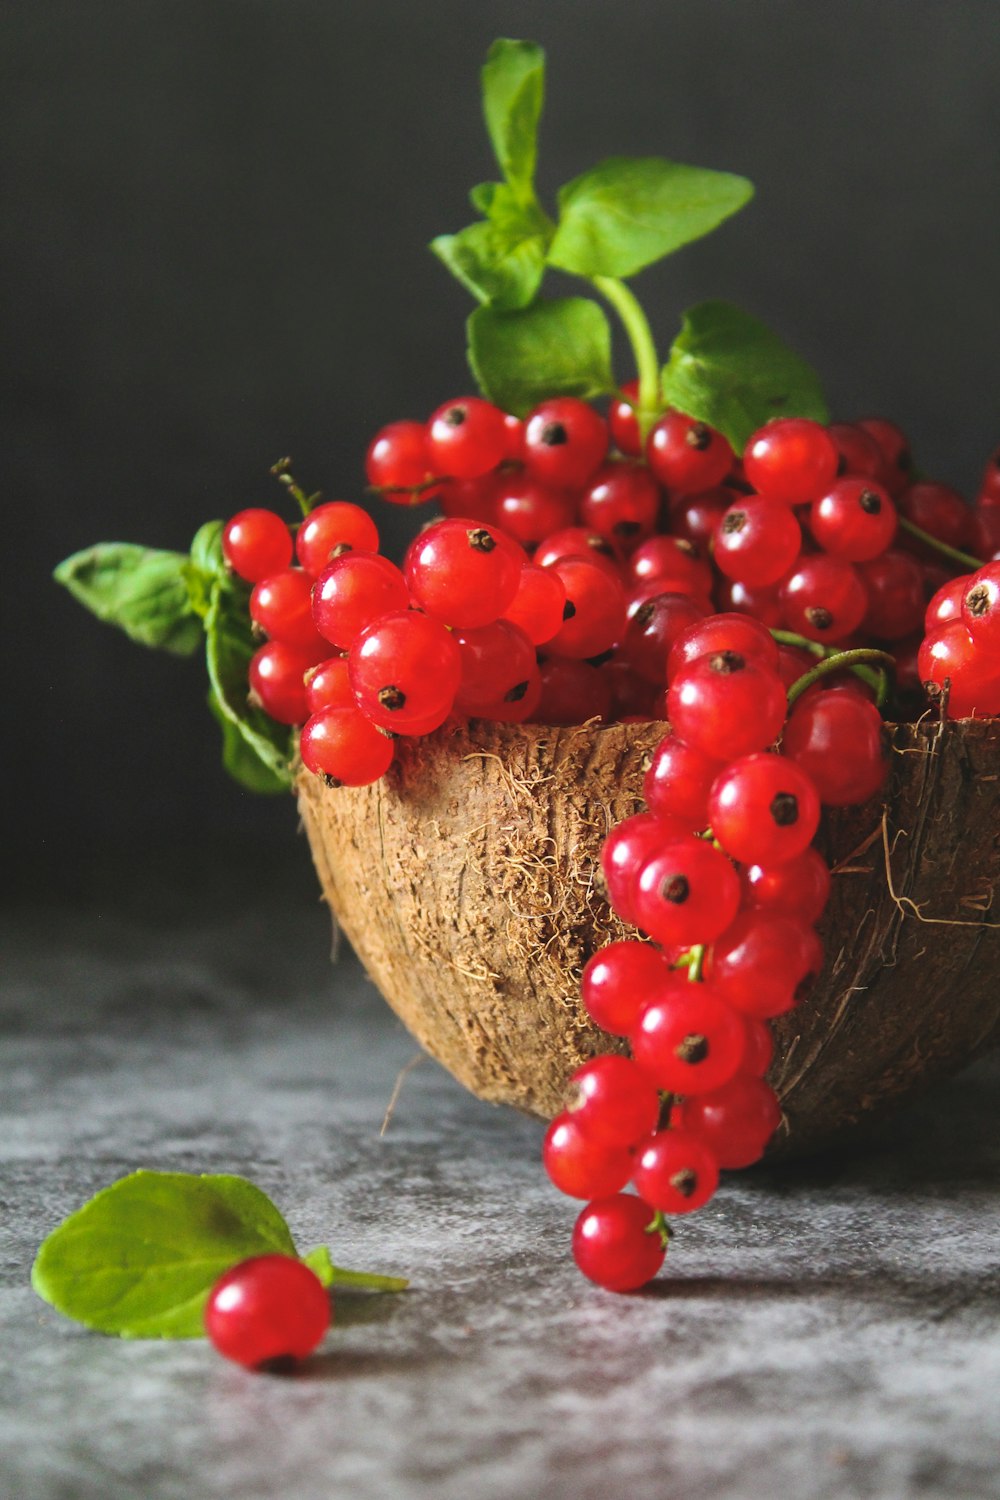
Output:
[271, 458, 318, 519]
[771, 628, 886, 700]
[785, 647, 897, 708]
[590, 276, 662, 442]
[686, 943, 706, 983]
[896, 515, 984, 571]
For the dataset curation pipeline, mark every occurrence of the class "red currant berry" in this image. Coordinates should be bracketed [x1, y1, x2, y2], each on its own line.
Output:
[630, 535, 713, 596]
[918, 620, 1000, 718]
[453, 619, 538, 715]
[926, 574, 974, 633]
[859, 549, 926, 640]
[899, 482, 972, 555]
[676, 1075, 781, 1168]
[647, 411, 733, 493]
[666, 612, 780, 681]
[779, 554, 868, 643]
[741, 846, 831, 926]
[643, 733, 725, 829]
[714, 578, 784, 628]
[251, 569, 328, 654]
[543, 1113, 634, 1200]
[249, 641, 318, 725]
[544, 556, 627, 660]
[783, 691, 889, 805]
[204, 1254, 330, 1369]
[631, 1128, 720, 1215]
[740, 1016, 775, 1077]
[502, 564, 567, 645]
[365, 420, 440, 502]
[667, 653, 787, 760]
[608, 379, 641, 457]
[857, 417, 913, 497]
[669, 487, 731, 549]
[713, 497, 802, 587]
[534, 657, 613, 726]
[493, 472, 577, 547]
[523, 398, 608, 489]
[827, 422, 885, 481]
[567, 1055, 661, 1148]
[620, 591, 707, 685]
[809, 478, 897, 562]
[961, 562, 1000, 654]
[437, 473, 501, 525]
[425, 396, 509, 480]
[632, 976, 746, 1094]
[708, 913, 823, 1019]
[312, 552, 409, 649]
[708, 753, 820, 865]
[534, 526, 620, 574]
[304, 655, 352, 715]
[349, 610, 461, 735]
[605, 661, 658, 721]
[581, 939, 674, 1037]
[572, 1194, 665, 1291]
[632, 835, 742, 947]
[580, 461, 660, 549]
[601, 811, 691, 927]
[299, 704, 395, 785]
[744, 418, 838, 505]
[223, 509, 293, 583]
[295, 502, 379, 577]
[404, 519, 521, 628]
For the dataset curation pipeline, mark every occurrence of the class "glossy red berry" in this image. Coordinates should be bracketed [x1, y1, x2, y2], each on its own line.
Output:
[917, 621, 1000, 718]
[534, 656, 612, 726]
[608, 379, 641, 457]
[567, 1055, 661, 1148]
[713, 497, 802, 586]
[708, 752, 821, 865]
[740, 1016, 776, 1077]
[204, 1254, 330, 1369]
[961, 562, 1000, 653]
[827, 422, 885, 482]
[223, 509, 293, 583]
[543, 1113, 634, 1200]
[631, 1129, 720, 1215]
[783, 691, 889, 806]
[453, 619, 538, 716]
[676, 1075, 781, 1169]
[647, 411, 733, 493]
[809, 478, 897, 562]
[405, 519, 521, 628]
[349, 610, 461, 734]
[425, 397, 509, 479]
[630, 535, 713, 596]
[741, 846, 831, 926]
[668, 487, 731, 550]
[744, 418, 838, 505]
[708, 913, 823, 1019]
[250, 569, 328, 654]
[312, 552, 410, 649]
[493, 472, 577, 547]
[666, 612, 780, 681]
[502, 564, 567, 645]
[601, 811, 691, 927]
[295, 502, 379, 577]
[249, 641, 318, 726]
[534, 527, 619, 573]
[714, 578, 784, 627]
[571, 1194, 665, 1291]
[632, 835, 742, 947]
[620, 591, 707, 684]
[857, 417, 913, 497]
[580, 940, 674, 1037]
[667, 652, 787, 761]
[643, 733, 725, 829]
[544, 556, 627, 660]
[580, 461, 660, 548]
[899, 482, 972, 554]
[303, 655, 352, 715]
[299, 704, 395, 785]
[632, 976, 746, 1094]
[522, 398, 608, 489]
[365, 420, 439, 501]
[859, 550, 926, 640]
[779, 554, 868, 643]
[925, 574, 974, 633]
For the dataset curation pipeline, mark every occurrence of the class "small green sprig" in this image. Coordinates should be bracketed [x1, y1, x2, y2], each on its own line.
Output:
[32, 1170, 407, 1339]
[432, 38, 829, 449]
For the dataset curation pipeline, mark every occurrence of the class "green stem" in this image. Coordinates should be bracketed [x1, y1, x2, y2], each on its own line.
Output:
[687, 944, 706, 983]
[786, 648, 896, 708]
[590, 275, 662, 442]
[897, 516, 983, 572]
[770, 628, 886, 701]
[327, 1266, 410, 1293]
[271, 458, 317, 518]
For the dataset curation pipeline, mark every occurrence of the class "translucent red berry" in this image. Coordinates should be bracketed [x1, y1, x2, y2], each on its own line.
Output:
[250, 569, 328, 654]
[708, 913, 823, 1019]
[631, 1128, 720, 1215]
[425, 396, 509, 479]
[543, 1113, 634, 1200]
[567, 1055, 661, 1148]
[632, 977, 747, 1094]
[809, 478, 897, 562]
[713, 496, 802, 587]
[493, 472, 577, 547]
[312, 552, 410, 649]
[647, 411, 733, 493]
[782, 691, 889, 806]
[299, 704, 395, 786]
[572, 1194, 665, 1291]
[204, 1254, 330, 1369]
[744, 418, 838, 505]
[632, 835, 742, 947]
[522, 398, 608, 489]
[295, 502, 379, 577]
[349, 610, 462, 735]
[779, 554, 868, 643]
[666, 612, 780, 681]
[667, 652, 787, 760]
[608, 379, 641, 457]
[707, 753, 821, 865]
[741, 846, 831, 926]
[304, 655, 352, 715]
[365, 420, 439, 501]
[534, 656, 613, 726]
[601, 811, 691, 927]
[643, 733, 725, 829]
[544, 556, 626, 659]
[580, 939, 674, 1037]
[405, 519, 521, 628]
[223, 509, 293, 583]
[580, 461, 660, 549]
[502, 564, 567, 645]
[676, 1075, 781, 1169]
[249, 641, 318, 725]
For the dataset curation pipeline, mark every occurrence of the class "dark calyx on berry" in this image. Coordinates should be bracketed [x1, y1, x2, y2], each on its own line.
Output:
[859, 489, 882, 514]
[563, 599, 577, 620]
[322, 773, 343, 789]
[709, 650, 745, 675]
[770, 791, 800, 826]
[660, 874, 690, 904]
[443, 406, 467, 427]
[541, 422, 568, 446]
[805, 606, 833, 630]
[675, 1033, 709, 1064]
[685, 423, 712, 451]
[671, 1169, 698, 1198]
[467, 528, 497, 552]
[505, 680, 530, 702]
[378, 685, 406, 710]
[721, 511, 747, 535]
[966, 583, 990, 618]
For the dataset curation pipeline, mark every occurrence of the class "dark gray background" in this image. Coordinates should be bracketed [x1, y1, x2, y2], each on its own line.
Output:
[5, 0, 999, 897]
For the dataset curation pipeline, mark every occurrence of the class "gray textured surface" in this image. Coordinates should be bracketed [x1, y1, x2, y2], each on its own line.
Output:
[2, 887, 999, 1500]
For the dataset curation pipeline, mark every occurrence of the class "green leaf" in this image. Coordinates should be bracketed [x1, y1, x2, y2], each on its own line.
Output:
[54, 544, 203, 657]
[303, 1245, 409, 1293]
[432, 184, 551, 309]
[189, 519, 226, 577]
[204, 576, 295, 792]
[207, 690, 289, 795]
[481, 38, 545, 201]
[467, 296, 614, 415]
[31, 1171, 299, 1338]
[547, 156, 754, 278]
[660, 299, 830, 452]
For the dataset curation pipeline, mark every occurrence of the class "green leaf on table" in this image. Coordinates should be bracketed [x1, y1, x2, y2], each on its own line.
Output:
[467, 296, 614, 415]
[660, 299, 830, 452]
[302, 1244, 409, 1293]
[31, 1171, 300, 1338]
[204, 575, 295, 792]
[547, 156, 754, 278]
[53, 543, 203, 656]
[431, 186, 550, 310]
[481, 38, 545, 202]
